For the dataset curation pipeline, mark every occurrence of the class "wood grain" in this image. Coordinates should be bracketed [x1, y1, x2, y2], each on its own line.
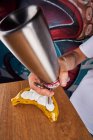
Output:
[0, 80, 92, 140]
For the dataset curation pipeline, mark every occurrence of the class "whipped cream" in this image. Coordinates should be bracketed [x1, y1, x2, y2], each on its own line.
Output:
[46, 103, 55, 112]
[37, 96, 48, 106]
[21, 89, 55, 111]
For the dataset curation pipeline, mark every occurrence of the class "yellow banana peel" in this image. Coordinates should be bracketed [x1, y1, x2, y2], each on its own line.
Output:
[11, 88, 59, 122]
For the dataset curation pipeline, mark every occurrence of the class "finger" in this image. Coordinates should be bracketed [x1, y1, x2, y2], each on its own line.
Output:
[59, 71, 69, 87]
[29, 79, 54, 96]
[28, 73, 40, 87]
[28, 73, 40, 82]
[31, 83, 54, 96]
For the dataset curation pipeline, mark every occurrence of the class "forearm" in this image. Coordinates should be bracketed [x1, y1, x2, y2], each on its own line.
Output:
[59, 48, 87, 71]
[74, 48, 87, 66]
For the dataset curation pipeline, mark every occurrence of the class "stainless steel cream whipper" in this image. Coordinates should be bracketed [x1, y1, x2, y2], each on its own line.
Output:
[0, 5, 60, 91]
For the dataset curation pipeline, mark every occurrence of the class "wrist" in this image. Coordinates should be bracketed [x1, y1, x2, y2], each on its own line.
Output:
[59, 51, 78, 71]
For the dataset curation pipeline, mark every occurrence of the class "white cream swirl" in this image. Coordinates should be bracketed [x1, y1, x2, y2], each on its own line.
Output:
[21, 89, 55, 111]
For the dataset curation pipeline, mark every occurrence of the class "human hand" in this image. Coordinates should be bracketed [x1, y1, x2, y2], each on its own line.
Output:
[28, 57, 70, 96]
[58, 57, 70, 87]
[28, 48, 86, 95]
[28, 50, 79, 96]
[28, 73, 54, 96]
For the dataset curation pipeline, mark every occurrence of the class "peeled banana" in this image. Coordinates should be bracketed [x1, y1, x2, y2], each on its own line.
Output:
[11, 88, 59, 122]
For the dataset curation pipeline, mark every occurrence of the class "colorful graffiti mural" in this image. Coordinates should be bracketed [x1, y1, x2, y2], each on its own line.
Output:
[0, 0, 93, 95]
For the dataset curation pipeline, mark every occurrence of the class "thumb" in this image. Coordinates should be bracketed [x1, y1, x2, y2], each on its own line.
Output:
[59, 71, 69, 87]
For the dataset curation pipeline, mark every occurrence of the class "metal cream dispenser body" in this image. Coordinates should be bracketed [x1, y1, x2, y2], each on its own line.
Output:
[0, 5, 59, 85]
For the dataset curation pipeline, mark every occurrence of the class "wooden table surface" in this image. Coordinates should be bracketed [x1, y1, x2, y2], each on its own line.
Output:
[0, 80, 92, 140]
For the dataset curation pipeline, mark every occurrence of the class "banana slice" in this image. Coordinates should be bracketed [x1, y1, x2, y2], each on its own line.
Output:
[11, 88, 59, 122]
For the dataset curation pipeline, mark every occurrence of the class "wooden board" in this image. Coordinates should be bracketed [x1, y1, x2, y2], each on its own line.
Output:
[0, 80, 92, 140]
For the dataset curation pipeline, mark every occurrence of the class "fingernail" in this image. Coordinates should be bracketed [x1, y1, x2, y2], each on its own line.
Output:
[67, 77, 70, 82]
